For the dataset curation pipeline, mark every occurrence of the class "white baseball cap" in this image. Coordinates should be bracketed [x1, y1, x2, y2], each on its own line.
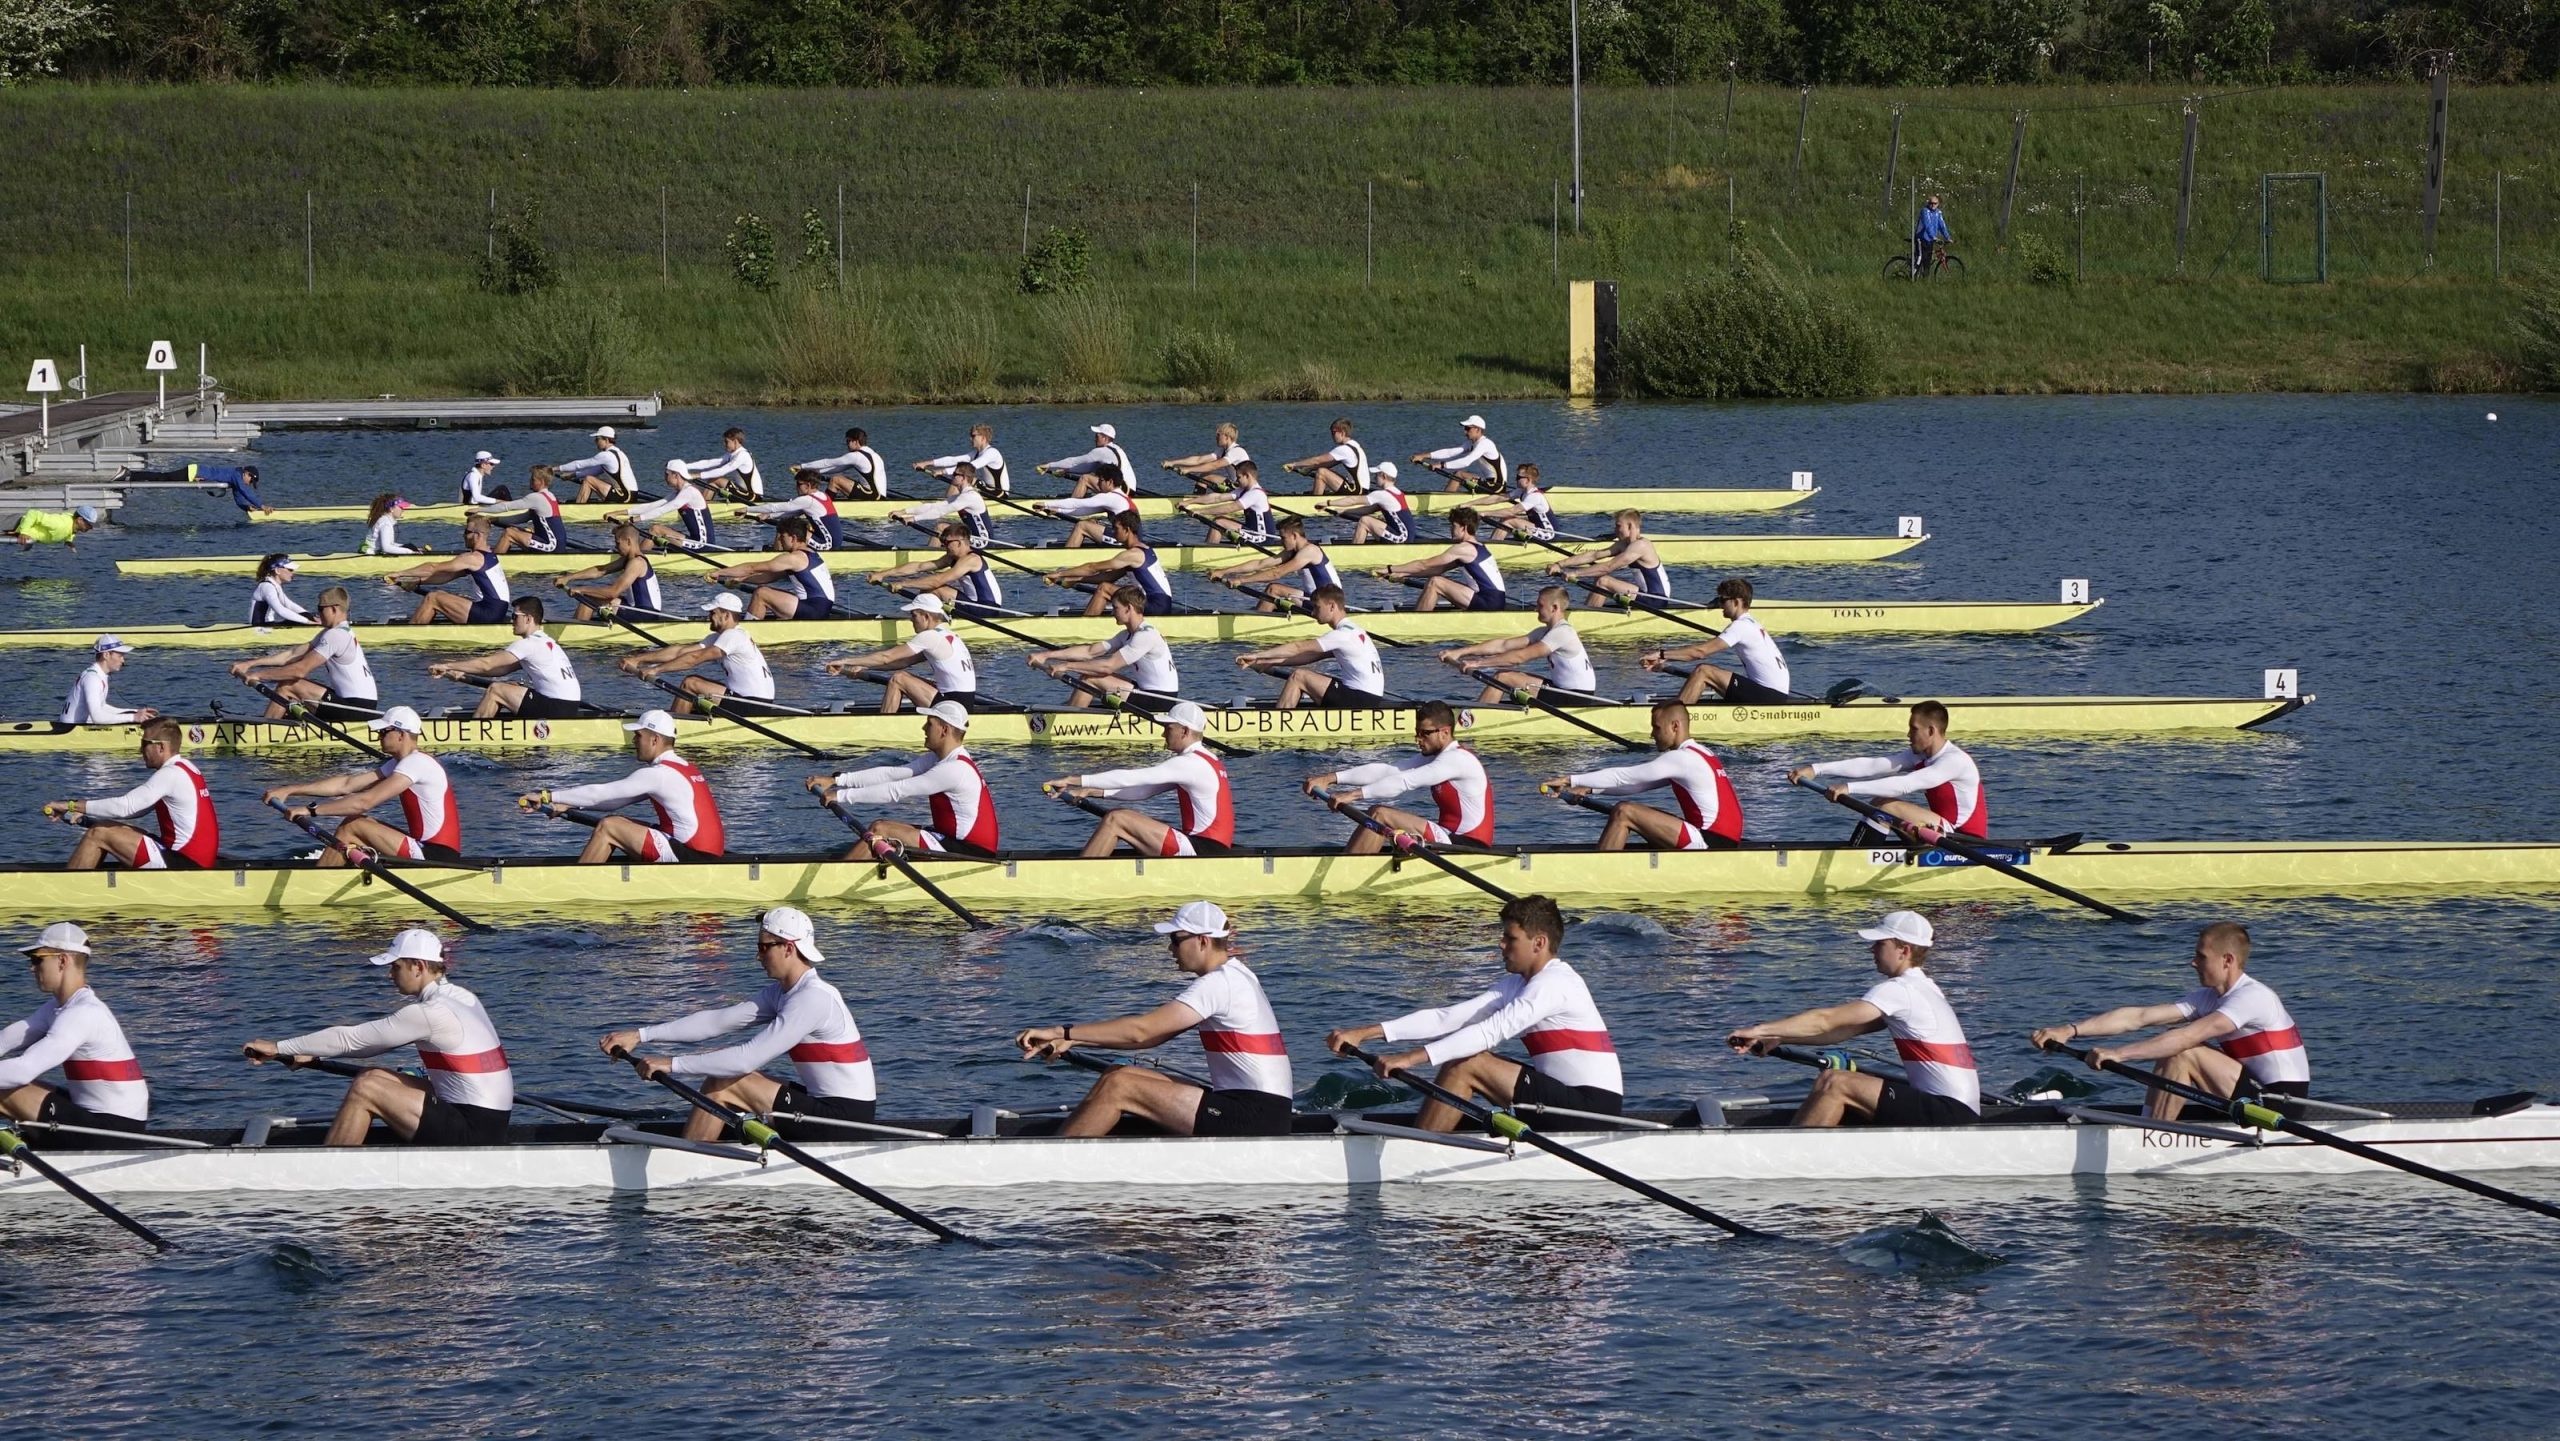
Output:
[1091, 422, 1117, 439]
[1153, 900, 1231, 939]
[761, 905, 824, 963]
[93, 634, 134, 655]
[919, 699, 971, 731]
[593, 426, 617, 440]
[366, 705, 425, 734]
[666, 459, 694, 479]
[624, 708, 679, 737]
[899, 594, 948, 616]
[74, 506, 103, 524]
[703, 592, 747, 615]
[272, 557, 298, 573]
[1857, 910, 1935, 948]
[473, 450, 500, 465]
[1161, 700, 1209, 733]
[1373, 461, 1399, 481]
[1461, 414, 1489, 429]
[20, 922, 90, 956]
[368, 927, 445, 967]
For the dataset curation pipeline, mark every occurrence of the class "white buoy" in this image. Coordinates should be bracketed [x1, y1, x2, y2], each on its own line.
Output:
[2487, 412, 2499, 422]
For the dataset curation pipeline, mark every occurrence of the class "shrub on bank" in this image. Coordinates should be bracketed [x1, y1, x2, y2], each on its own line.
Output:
[2016, 232, 2074, 288]
[495, 292, 635, 394]
[764, 285, 895, 397]
[1044, 289, 1134, 388]
[2516, 267, 2560, 390]
[1163, 326, 1245, 397]
[1621, 253, 1880, 399]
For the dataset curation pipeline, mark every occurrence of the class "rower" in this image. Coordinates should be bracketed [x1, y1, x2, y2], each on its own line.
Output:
[1323, 460, 1411, 543]
[2030, 922, 2309, 1122]
[1306, 700, 1491, 853]
[742, 470, 844, 551]
[1378, 506, 1505, 613]
[263, 706, 461, 865]
[1324, 895, 1617, 1131]
[602, 906, 874, 1142]
[1037, 421, 1138, 499]
[1208, 514, 1339, 613]
[1413, 414, 1507, 493]
[1547, 509, 1670, 606]
[614, 460, 715, 551]
[1176, 459, 1276, 544]
[822, 594, 976, 714]
[1043, 701, 1234, 858]
[793, 426, 888, 500]
[1014, 901, 1294, 1138]
[915, 422, 1008, 498]
[1787, 700, 1985, 844]
[551, 425, 639, 505]
[1437, 585, 1603, 705]
[1727, 910, 1981, 1128]
[687, 426, 763, 502]
[426, 596, 586, 720]
[10, 504, 101, 550]
[458, 450, 507, 506]
[890, 466, 994, 547]
[1642, 578, 1792, 705]
[558, 524, 668, 622]
[62, 634, 155, 725]
[360, 494, 425, 557]
[1281, 416, 1372, 495]
[243, 927, 512, 1148]
[1034, 467, 1137, 548]
[389, 517, 511, 626]
[809, 700, 998, 859]
[1539, 700, 1743, 851]
[617, 592, 780, 718]
[1048, 509, 1176, 618]
[231, 586, 380, 720]
[710, 516, 836, 620]
[249, 553, 313, 626]
[520, 709, 726, 864]
[1234, 585, 1384, 708]
[1027, 584, 1179, 711]
[0, 923, 148, 1143]
[45, 718, 222, 871]
[484, 467, 568, 555]
[867, 523, 1004, 617]
[1475, 462, 1557, 542]
[1162, 421, 1249, 493]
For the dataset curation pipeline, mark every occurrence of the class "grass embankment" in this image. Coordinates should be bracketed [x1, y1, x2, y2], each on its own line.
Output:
[0, 83, 2548, 400]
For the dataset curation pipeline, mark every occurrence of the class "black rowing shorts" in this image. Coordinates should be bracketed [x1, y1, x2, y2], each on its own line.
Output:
[35, 1087, 146, 1147]
[1318, 686, 1388, 709]
[1722, 677, 1793, 705]
[1194, 1088, 1293, 1137]
[1871, 1080, 1980, 1128]
[410, 1096, 511, 1147]
[772, 1082, 878, 1141]
[1512, 1064, 1623, 1117]
[515, 692, 586, 720]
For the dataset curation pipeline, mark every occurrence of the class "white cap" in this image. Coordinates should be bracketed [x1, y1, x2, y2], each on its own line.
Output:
[1374, 461, 1399, 481]
[368, 927, 445, 967]
[1857, 910, 1935, 948]
[703, 592, 746, 615]
[761, 905, 824, 963]
[919, 699, 971, 730]
[93, 634, 134, 655]
[473, 450, 500, 465]
[1091, 422, 1117, 439]
[366, 705, 424, 734]
[1161, 700, 1209, 733]
[899, 593, 947, 616]
[1461, 414, 1489, 429]
[20, 921, 90, 956]
[593, 426, 616, 440]
[273, 557, 297, 572]
[1153, 900, 1231, 939]
[624, 708, 679, 737]
[74, 506, 103, 524]
[666, 459, 694, 479]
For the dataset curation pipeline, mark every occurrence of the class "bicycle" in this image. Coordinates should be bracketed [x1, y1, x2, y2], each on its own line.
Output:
[1882, 245, 1964, 280]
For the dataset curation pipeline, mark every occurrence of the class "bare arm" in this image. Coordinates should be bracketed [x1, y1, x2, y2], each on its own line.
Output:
[1727, 1000, 1886, 1052]
[1016, 1000, 1202, 1057]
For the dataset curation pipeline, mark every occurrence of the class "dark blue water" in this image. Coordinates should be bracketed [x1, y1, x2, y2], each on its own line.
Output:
[5, 396, 2559, 1439]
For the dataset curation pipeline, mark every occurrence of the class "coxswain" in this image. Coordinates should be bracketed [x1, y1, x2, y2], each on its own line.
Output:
[792, 426, 888, 500]
[11, 505, 101, 550]
[1033, 467, 1137, 548]
[822, 594, 977, 714]
[1324, 460, 1412, 543]
[263, 707, 461, 865]
[602, 907, 875, 1142]
[687, 425, 763, 502]
[867, 523, 1005, 617]
[1014, 901, 1294, 1137]
[1027, 584, 1179, 710]
[617, 592, 781, 717]
[1727, 910, 1981, 1128]
[1413, 414, 1507, 493]
[520, 708, 726, 864]
[1642, 578, 1793, 705]
[1787, 700, 1985, 843]
[248, 553, 313, 626]
[2030, 922, 2309, 1122]
[1044, 701, 1234, 858]
[1037, 421, 1138, 499]
[389, 517, 511, 626]
[1547, 509, 1671, 605]
[614, 460, 715, 551]
[1161, 421, 1249, 493]
[1048, 509, 1177, 618]
[243, 927, 512, 1147]
[1306, 700, 1491, 853]
[1539, 700, 1743, 851]
[359, 494, 424, 557]
[1325, 895, 1618, 1130]
[809, 700, 998, 859]
[1377, 506, 1505, 612]
[62, 634, 155, 725]
[230, 585, 380, 720]
[710, 516, 836, 620]
[914, 422, 1008, 498]
[458, 449, 508, 506]
[1234, 585, 1385, 708]
[1436, 585, 1602, 705]
[484, 467, 569, 556]
[1281, 417, 1372, 495]
[45, 718, 221, 871]
[1207, 514, 1339, 613]
[558, 524, 669, 622]
[426, 596, 586, 720]
[742, 470, 844, 551]
[1176, 459, 1277, 544]
[551, 425, 639, 505]
[0, 923, 148, 1142]
[1474, 462, 1557, 542]
[891, 466, 995, 547]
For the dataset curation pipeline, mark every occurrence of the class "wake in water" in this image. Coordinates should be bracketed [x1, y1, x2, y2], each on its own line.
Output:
[1837, 1210, 2005, 1275]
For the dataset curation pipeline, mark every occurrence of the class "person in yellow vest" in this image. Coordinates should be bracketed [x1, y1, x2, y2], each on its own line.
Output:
[12, 506, 101, 550]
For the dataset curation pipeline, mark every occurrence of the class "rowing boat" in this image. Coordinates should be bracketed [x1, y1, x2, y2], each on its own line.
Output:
[9, 1094, 2551, 1198]
[239, 485, 1821, 528]
[15, 838, 2557, 918]
[119, 532, 1926, 579]
[0, 693, 2308, 756]
[0, 596, 2099, 652]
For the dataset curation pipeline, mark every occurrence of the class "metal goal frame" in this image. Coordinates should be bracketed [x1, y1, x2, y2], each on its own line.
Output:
[2260, 172, 2329, 284]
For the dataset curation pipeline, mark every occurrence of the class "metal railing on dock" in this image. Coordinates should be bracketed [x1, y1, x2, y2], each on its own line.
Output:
[224, 395, 661, 430]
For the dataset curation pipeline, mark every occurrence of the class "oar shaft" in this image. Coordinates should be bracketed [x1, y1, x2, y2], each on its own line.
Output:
[1059, 1045, 1215, 1092]
[1327, 798, 1519, 905]
[1797, 779, 2145, 925]
[294, 1055, 652, 1121]
[648, 677, 831, 761]
[269, 800, 489, 932]
[252, 683, 385, 759]
[0, 1128, 174, 1250]
[1464, 667, 1642, 753]
[818, 799, 991, 930]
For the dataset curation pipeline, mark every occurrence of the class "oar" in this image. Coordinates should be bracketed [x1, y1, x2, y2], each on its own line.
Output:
[1460, 666, 1643, 753]
[269, 798, 489, 932]
[250, 682, 385, 760]
[1571, 577, 1728, 639]
[644, 677, 832, 762]
[1334, 1041, 1771, 1238]
[1795, 778, 2144, 925]
[1227, 580, 1418, 646]
[293, 1054, 653, 1121]
[607, 1046, 973, 1244]
[602, 605, 676, 649]
[0, 1124, 174, 1251]
[1319, 795, 1519, 906]
[1655, 660, 1867, 708]
[2038, 1040, 2560, 1223]
[1056, 1044, 1218, 1094]
[816, 796, 992, 930]
[438, 672, 615, 718]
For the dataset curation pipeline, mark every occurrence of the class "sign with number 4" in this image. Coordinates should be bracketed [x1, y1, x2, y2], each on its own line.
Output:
[2264, 668, 2299, 700]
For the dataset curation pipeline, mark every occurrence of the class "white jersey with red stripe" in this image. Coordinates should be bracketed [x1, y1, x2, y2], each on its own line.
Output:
[1380, 957, 1622, 1095]
[1861, 969, 1980, 1112]
[1336, 745, 1493, 845]
[1172, 958, 1293, 1097]
[83, 755, 223, 868]
[385, 750, 461, 854]
[642, 968, 874, 1101]
[278, 980, 513, 1111]
[2177, 974, 2310, 1086]
[1569, 740, 1743, 846]
[0, 986, 149, 1121]
[831, 748, 999, 853]
[553, 752, 726, 856]
[1809, 740, 1987, 837]
[1082, 743, 1234, 847]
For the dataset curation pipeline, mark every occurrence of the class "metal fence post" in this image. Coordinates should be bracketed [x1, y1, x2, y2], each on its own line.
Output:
[2421, 55, 2451, 268]
[1997, 111, 2028, 243]
[1789, 86, 1811, 192]
[2175, 101, 2200, 275]
[486, 188, 496, 262]
[1366, 180, 1374, 288]
[1190, 183, 1199, 289]
[2494, 170, 2503, 280]
[1022, 184, 1031, 258]
[1880, 106, 1903, 214]
[660, 187, 669, 282]
[304, 189, 314, 294]
[836, 183, 846, 290]
[1723, 60, 1734, 150]
[1552, 180, 1560, 277]
[2075, 173, 2085, 281]
[123, 191, 133, 298]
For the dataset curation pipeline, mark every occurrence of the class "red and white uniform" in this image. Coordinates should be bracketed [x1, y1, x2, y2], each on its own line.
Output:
[1570, 741, 1743, 847]
[1810, 740, 1987, 837]
[553, 751, 726, 861]
[2177, 974, 2310, 1088]
[1337, 746, 1494, 845]
[83, 756, 223, 868]
[831, 748, 999, 854]
[0, 987, 149, 1121]
[1862, 968, 1980, 1112]
[642, 968, 873, 1101]
[278, 980, 514, 1111]
[383, 750, 461, 859]
[1381, 958, 1621, 1096]
[1082, 743, 1233, 855]
[1172, 959, 1293, 1098]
